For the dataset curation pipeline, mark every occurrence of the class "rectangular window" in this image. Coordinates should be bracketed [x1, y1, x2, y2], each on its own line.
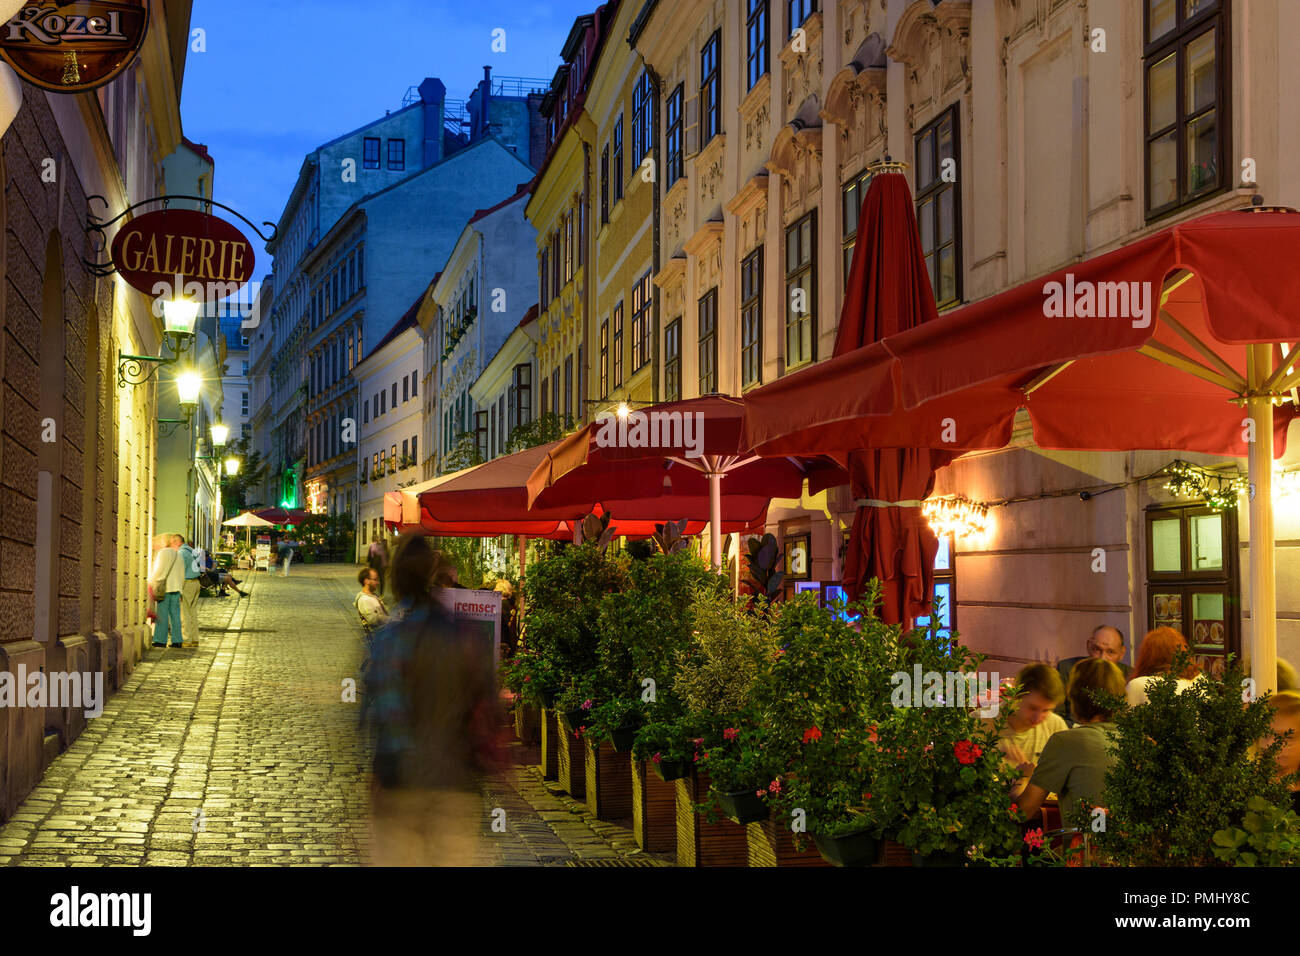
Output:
[363, 137, 380, 169]
[1145, 502, 1238, 672]
[551, 369, 560, 423]
[540, 249, 549, 304]
[411, 434, 417, 463]
[512, 363, 531, 429]
[842, 167, 873, 287]
[411, 371, 417, 397]
[612, 301, 624, 387]
[741, 247, 763, 387]
[551, 232, 562, 294]
[784, 210, 816, 369]
[403, 376, 409, 402]
[599, 320, 609, 397]
[698, 288, 718, 395]
[564, 354, 573, 420]
[475, 411, 488, 461]
[914, 534, 956, 642]
[631, 272, 652, 371]
[241, 360, 249, 376]
[747, 0, 769, 90]
[564, 212, 574, 281]
[601, 144, 610, 223]
[700, 31, 721, 143]
[914, 104, 961, 308]
[489, 404, 497, 458]
[387, 138, 405, 171]
[363, 400, 369, 424]
[1144, 0, 1227, 218]
[402, 438, 409, 461]
[241, 391, 249, 415]
[665, 84, 684, 187]
[632, 71, 652, 162]
[788, 0, 817, 33]
[539, 372, 548, 418]
[664, 318, 682, 402]
[391, 382, 398, 408]
[612, 114, 625, 201]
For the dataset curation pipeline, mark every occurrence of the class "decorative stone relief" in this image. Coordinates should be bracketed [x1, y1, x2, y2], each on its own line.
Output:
[745, 101, 770, 154]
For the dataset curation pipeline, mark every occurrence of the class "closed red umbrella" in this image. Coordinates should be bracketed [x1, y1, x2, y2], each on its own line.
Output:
[834, 166, 953, 624]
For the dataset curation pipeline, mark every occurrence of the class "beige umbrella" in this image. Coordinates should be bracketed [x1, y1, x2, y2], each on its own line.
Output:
[223, 510, 275, 549]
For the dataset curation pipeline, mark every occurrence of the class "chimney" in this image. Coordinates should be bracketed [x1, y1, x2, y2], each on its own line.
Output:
[418, 77, 446, 167]
[482, 65, 491, 138]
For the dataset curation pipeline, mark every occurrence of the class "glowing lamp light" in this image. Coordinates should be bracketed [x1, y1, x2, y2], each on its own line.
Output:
[162, 295, 200, 337]
[210, 423, 230, 448]
[923, 495, 989, 539]
[617, 401, 630, 420]
[175, 370, 202, 410]
[224, 456, 240, 477]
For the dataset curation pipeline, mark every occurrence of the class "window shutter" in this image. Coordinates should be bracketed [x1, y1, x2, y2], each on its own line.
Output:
[684, 95, 700, 159]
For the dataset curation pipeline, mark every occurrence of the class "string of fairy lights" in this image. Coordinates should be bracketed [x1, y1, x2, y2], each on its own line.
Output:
[922, 459, 1300, 539]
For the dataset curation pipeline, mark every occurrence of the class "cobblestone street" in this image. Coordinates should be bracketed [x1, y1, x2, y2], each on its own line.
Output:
[0, 566, 666, 867]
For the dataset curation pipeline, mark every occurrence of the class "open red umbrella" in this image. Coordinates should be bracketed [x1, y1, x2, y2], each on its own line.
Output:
[741, 204, 1300, 690]
[254, 506, 309, 527]
[415, 441, 768, 540]
[526, 396, 845, 567]
[832, 165, 954, 624]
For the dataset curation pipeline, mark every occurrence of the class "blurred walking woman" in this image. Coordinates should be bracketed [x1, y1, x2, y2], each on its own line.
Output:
[363, 534, 504, 866]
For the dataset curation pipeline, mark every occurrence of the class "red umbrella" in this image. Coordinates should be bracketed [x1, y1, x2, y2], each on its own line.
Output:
[740, 204, 1300, 689]
[526, 396, 845, 567]
[254, 507, 309, 527]
[828, 166, 954, 624]
[416, 442, 768, 540]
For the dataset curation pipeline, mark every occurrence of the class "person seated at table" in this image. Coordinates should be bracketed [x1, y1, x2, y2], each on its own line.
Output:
[355, 567, 389, 633]
[1017, 658, 1127, 824]
[202, 551, 248, 598]
[998, 663, 1069, 798]
[1278, 658, 1299, 693]
[1125, 627, 1202, 706]
[1267, 690, 1300, 814]
[1058, 625, 1130, 723]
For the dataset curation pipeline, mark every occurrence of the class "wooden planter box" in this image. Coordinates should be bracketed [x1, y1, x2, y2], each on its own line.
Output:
[513, 702, 541, 745]
[584, 738, 633, 820]
[554, 712, 585, 798]
[675, 769, 748, 867]
[538, 708, 558, 780]
[746, 818, 832, 867]
[631, 758, 677, 853]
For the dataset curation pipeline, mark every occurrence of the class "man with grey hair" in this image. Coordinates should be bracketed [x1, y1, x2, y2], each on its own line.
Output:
[148, 533, 185, 648]
[1057, 625, 1130, 724]
[173, 534, 202, 649]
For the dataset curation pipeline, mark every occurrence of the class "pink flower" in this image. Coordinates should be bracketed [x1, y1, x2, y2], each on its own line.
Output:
[768, 778, 782, 794]
[1024, 828, 1045, 850]
[581, 698, 593, 710]
[756, 788, 768, 798]
[723, 727, 739, 741]
[652, 752, 662, 764]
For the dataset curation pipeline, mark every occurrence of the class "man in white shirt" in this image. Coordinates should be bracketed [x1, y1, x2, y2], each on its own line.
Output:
[174, 534, 203, 648]
[355, 567, 389, 632]
[148, 533, 186, 647]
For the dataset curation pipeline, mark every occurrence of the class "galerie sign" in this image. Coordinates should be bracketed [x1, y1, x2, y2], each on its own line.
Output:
[0, 2, 150, 93]
[110, 208, 256, 300]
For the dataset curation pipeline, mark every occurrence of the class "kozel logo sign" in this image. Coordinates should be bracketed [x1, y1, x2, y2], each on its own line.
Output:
[0, 2, 149, 93]
[110, 208, 256, 301]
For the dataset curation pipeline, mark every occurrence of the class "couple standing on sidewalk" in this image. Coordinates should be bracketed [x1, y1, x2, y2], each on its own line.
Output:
[147, 534, 248, 649]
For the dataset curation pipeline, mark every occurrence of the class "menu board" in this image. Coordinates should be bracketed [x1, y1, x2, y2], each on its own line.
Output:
[437, 588, 502, 670]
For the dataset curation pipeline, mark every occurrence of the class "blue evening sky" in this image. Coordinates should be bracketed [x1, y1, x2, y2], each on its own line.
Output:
[180, 0, 594, 278]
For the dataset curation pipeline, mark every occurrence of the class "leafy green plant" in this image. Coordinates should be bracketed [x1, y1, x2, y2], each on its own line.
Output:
[1211, 796, 1300, 866]
[652, 518, 690, 555]
[744, 533, 784, 600]
[1082, 654, 1296, 866]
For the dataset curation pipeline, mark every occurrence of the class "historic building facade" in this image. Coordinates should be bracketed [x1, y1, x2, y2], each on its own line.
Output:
[0, 0, 196, 816]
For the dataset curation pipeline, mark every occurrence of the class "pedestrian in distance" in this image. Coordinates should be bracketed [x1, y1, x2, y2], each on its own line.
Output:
[367, 536, 390, 596]
[279, 537, 295, 576]
[147, 532, 185, 648]
[174, 534, 202, 648]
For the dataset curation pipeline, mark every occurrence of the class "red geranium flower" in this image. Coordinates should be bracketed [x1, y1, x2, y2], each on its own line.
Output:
[1024, 828, 1045, 850]
[802, 726, 822, 744]
[723, 727, 739, 741]
[953, 740, 983, 765]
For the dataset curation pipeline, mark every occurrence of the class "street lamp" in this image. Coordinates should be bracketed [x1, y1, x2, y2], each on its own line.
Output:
[224, 456, 240, 477]
[157, 368, 202, 437]
[210, 422, 230, 450]
[118, 284, 202, 388]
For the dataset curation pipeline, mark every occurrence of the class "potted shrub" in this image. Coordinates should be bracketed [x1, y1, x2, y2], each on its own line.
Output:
[1212, 797, 1300, 866]
[1083, 654, 1298, 866]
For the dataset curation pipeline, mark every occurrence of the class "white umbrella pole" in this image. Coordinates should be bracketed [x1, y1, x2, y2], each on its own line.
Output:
[1247, 344, 1278, 696]
[709, 472, 722, 570]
